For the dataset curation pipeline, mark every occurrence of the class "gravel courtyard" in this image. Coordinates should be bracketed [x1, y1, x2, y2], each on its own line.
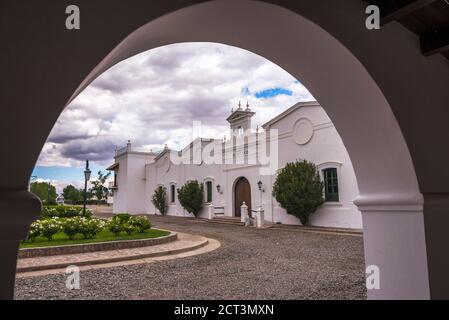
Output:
[15, 216, 366, 300]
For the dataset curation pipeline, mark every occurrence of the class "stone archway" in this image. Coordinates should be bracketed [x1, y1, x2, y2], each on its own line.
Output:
[70, 2, 426, 298]
[234, 177, 251, 218]
[2, 0, 449, 299]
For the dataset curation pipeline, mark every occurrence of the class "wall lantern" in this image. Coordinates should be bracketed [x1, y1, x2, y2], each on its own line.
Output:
[216, 184, 222, 194]
[257, 180, 265, 192]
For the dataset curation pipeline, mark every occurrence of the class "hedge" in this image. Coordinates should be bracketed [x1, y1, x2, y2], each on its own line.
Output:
[41, 205, 92, 219]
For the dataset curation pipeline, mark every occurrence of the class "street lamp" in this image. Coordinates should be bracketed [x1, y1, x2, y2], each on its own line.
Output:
[83, 159, 91, 215]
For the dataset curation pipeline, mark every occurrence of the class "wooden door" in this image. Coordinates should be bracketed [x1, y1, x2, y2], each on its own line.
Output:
[234, 177, 251, 217]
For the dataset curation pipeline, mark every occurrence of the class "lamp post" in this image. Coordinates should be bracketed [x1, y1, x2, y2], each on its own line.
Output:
[83, 159, 91, 215]
[47, 183, 50, 205]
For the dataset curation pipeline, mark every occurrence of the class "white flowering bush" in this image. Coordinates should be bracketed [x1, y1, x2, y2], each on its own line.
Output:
[108, 219, 123, 237]
[25, 213, 152, 243]
[41, 205, 92, 219]
[62, 217, 82, 240]
[79, 217, 107, 239]
[40, 218, 63, 241]
[130, 216, 152, 233]
[122, 223, 137, 235]
[107, 215, 151, 236]
[28, 220, 44, 242]
[61, 217, 107, 239]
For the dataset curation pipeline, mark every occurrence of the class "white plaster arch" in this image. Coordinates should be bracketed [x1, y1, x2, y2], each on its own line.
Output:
[68, 0, 420, 206]
[61, 0, 427, 299]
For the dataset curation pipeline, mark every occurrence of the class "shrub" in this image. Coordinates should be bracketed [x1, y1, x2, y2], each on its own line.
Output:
[108, 219, 123, 236]
[112, 213, 132, 224]
[41, 205, 92, 219]
[78, 218, 107, 239]
[152, 186, 168, 215]
[108, 214, 151, 235]
[130, 216, 152, 233]
[28, 221, 43, 242]
[177, 180, 204, 217]
[41, 206, 57, 219]
[121, 223, 136, 235]
[109, 214, 133, 236]
[64, 206, 92, 218]
[272, 160, 325, 226]
[40, 219, 62, 241]
[62, 218, 82, 240]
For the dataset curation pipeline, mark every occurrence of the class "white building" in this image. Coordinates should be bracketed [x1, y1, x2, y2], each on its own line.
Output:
[107, 101, 362, 229]
[56, 195, 65, 205]
[106, 181, 114, 205]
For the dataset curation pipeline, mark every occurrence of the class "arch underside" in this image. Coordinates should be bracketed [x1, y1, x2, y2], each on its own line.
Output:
[67, 1, 431, 299]
[70, 0, 420, 206]
[3, 0, 445, 300]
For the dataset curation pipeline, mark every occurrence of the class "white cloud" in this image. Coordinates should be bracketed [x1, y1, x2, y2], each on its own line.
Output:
[37, 42, 314, 168]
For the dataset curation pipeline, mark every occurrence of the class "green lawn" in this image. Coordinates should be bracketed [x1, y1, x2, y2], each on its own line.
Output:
[20, 228, 170, 249]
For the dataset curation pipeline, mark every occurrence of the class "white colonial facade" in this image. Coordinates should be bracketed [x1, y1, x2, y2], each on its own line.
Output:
[108, 101, 362, 229]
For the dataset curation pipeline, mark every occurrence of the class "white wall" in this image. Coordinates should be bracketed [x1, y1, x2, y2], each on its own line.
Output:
[140, 103, 362, 229]
[265, 103, 362, 228]
[113, 152, 155, 214]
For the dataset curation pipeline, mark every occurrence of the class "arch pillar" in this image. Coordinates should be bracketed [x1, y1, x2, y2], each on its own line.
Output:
[0, 190, 41, 299]
[355, 193, 430, 299]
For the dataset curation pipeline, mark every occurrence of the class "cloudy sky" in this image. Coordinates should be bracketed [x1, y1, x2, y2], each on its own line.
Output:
[32, 43, 314, 192]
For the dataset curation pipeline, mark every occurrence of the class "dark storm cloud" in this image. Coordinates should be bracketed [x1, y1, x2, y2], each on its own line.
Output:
[47, 133, 93, 144]
[37, 42, 313, 167]
[92, 75, 127, 94]
[59, 139, 117, 162]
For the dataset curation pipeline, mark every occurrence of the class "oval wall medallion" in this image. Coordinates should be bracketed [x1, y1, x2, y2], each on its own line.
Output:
[293, 118, 314, 145]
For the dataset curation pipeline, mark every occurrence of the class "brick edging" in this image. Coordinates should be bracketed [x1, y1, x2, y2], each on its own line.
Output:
[19, 231, 177, 258]
[16, 237, 209, 273]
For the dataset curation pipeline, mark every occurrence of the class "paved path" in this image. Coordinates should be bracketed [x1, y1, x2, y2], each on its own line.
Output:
[15, 216, 366, 300]
[17, 233, 210, 273]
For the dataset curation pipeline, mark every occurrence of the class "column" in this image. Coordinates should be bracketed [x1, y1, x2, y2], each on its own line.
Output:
[0, 189, 41, 300]
[240, 202, 248, 223]
[208, 203, 215, 220]
[355, 193, 430, 299]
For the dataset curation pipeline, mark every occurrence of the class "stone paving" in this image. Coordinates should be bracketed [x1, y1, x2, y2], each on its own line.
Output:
[15, 215, 366, 300]
[17, 232, 209, 273]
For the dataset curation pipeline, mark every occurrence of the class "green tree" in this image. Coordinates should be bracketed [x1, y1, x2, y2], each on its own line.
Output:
[152, 186, 168, 215]
[30, 181, 57, 205]
[62, 184, 83, 204]
[272, 160, 325, 226]
[89, 171, 111, 202]
[177, 180, 204, 217]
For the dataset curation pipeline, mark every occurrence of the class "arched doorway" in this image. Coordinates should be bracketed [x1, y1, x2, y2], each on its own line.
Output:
[234, 177, 251, 218]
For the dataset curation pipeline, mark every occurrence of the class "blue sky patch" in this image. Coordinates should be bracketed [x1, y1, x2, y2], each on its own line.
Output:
[32, 163, 107, 184]
[255, 87, 293, 99]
